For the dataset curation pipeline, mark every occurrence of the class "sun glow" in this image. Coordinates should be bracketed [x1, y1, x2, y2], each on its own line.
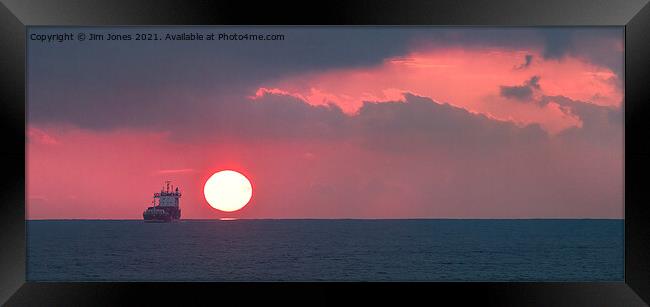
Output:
[204, 170, 253, 212]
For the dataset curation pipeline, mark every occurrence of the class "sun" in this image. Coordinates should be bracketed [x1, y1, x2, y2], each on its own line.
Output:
[204, 170, 253, 212]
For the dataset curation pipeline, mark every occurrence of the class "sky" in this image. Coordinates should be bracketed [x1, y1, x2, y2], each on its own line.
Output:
[27, 27, 624, 219]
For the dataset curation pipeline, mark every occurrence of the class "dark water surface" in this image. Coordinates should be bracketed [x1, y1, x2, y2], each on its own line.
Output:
[27, 219, 623, 281]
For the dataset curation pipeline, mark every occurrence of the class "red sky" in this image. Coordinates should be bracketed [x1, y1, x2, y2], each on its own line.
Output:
[27, 27, 623, 219]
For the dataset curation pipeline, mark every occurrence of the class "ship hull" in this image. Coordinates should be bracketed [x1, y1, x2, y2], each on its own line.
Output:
[143, 206, 181, 223]
[143, 215, 174, 223]
[143, 218, 171, 223]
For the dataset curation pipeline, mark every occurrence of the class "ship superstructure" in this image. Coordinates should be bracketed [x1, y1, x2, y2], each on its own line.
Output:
[143, 181, 181, 222]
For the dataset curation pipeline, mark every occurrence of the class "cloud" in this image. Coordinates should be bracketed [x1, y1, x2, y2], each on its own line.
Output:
[212, 90, 349, 142]
[542, 30, 573, 59]
[540, 28, 624, 81]
[515, 54, 534, 70]
[499, 76, 541, 101]
[542, 95, 622, 145]
[352, 93, 547, 154]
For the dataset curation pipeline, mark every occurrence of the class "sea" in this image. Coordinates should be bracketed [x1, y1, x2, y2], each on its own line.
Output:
[27, 219, 624, 281]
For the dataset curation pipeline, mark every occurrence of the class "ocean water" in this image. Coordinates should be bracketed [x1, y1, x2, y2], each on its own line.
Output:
[27, 219, 623, 281]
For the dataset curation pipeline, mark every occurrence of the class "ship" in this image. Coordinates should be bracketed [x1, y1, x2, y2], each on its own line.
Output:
[143, 180, 181, 222]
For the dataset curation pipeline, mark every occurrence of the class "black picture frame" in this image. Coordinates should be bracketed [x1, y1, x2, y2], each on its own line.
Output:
[1, 0, 649, 305]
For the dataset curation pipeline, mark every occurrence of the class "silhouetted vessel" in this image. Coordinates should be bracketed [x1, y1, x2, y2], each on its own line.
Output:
[143, 181, 181, 222]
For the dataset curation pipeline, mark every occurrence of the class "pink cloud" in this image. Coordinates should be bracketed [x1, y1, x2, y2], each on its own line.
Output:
[256, 47, 621, 134]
